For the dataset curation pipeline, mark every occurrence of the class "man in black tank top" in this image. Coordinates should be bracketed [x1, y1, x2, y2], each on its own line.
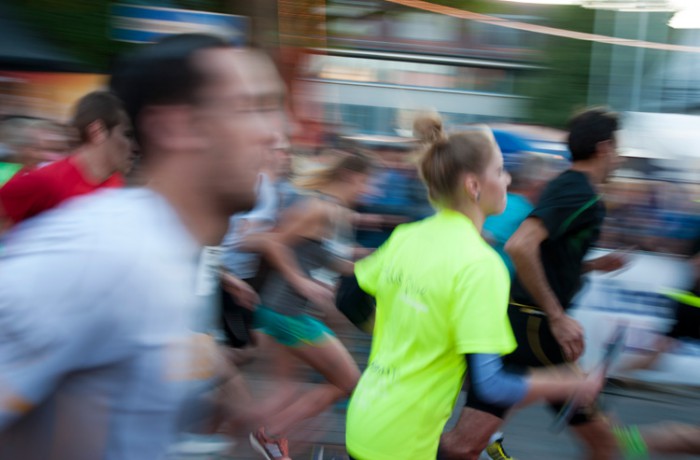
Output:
[441, 108, 628, 460]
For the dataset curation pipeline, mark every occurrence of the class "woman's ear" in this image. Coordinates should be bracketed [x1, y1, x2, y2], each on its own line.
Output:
[463, 173, 481, 202]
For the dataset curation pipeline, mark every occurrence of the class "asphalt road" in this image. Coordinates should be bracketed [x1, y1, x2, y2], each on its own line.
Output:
[172, 322, 699, 460]
[178, 381, 698, 460]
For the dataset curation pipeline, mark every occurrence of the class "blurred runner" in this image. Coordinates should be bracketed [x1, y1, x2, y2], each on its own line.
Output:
[243, 152, 373, 460]
[441, 108, 628, 460]
[354, 113, 435, 250]
[621, 234, 700, 374]
[613, 237, 700, 459]
[483, 154, 555, 278]
[220, 142, 290, 351]
[340, 119, 604, 460]
[0, 91, 133, 232]
[614, 422, 700, 458]
[219, 50, 293, 355]
[0, 34, 275, 460]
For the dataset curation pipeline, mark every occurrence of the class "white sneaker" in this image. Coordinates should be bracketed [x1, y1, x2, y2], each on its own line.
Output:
[167, 433, 235, 458]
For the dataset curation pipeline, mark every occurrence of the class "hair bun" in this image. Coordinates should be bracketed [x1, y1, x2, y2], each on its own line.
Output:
[413, 111, 445, 145]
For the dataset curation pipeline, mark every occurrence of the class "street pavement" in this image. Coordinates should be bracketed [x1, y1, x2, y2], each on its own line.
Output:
[172, 319, 699, 460]
[172, 382, 698, 459]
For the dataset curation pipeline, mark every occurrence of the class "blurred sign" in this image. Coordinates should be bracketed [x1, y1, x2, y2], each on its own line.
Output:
[621, 112, 700, 162]
[111, 4, 248, 45]
[278, 0, 327, 48]
[0, 71, 106, 120]
[571, 249, 700, 387]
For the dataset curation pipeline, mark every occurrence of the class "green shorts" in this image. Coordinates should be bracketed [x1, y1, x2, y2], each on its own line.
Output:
[253, 306, 335, 347]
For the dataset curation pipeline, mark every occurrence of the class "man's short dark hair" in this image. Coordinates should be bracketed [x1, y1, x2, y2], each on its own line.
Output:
[109, 34, 229, 146]
[71, 91, 125, 144]
[567, 107, 619, 162]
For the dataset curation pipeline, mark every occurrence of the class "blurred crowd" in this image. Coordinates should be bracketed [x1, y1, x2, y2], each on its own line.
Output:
[2, 101, 700, 258]
[600, 178, 700, 255]
[0, 117, 74, 180]
[0, 31, 698, 460]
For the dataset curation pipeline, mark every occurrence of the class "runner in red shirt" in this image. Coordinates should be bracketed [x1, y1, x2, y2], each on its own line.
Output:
[0, 91, 134, 231]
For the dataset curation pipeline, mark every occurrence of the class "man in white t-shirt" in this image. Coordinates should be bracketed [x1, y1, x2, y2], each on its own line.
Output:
[0, 34, 279, 460]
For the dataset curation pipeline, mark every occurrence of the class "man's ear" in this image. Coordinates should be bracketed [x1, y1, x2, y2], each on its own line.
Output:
[138, 105, 207, 153]
[85, 120, 108, 145]
[594, 139, 614, 159]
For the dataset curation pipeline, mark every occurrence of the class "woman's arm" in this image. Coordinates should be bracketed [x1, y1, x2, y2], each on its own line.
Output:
[240, 199, 334, 307]
[466, 354, 603, 409]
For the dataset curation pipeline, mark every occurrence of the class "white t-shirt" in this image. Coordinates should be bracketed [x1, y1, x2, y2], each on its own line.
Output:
[220, 172, 278, 279]
[0, 188, 217, 460]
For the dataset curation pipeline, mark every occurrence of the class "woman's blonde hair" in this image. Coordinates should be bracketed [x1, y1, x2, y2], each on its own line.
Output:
[294, 150, 374, 191]
[413, 111, 445, 144]
[415, 113, 496, 206]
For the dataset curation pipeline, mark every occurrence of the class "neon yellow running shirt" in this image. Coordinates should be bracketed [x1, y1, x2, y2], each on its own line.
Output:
[346, 209, 516, 460]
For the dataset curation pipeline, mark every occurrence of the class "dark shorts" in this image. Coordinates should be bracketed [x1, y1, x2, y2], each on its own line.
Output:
[464, 303, 600, 425]
[220, 282, 255, 349]
[336, 275, 375, 329]
[667, 301, 700, 341]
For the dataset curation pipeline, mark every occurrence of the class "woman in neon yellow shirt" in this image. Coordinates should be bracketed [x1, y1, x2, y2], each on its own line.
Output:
[342, 118, 604, 460]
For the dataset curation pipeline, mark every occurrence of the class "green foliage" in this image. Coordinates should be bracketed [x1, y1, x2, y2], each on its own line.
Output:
[427, 1, 597, 128]
[7, 0, 120, 71]
[521, 7, 597, 127]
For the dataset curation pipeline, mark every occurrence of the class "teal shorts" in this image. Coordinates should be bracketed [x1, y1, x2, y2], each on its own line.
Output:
[253, 306, 335, 347]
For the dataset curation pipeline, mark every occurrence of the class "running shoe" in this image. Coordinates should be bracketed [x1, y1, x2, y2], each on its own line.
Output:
[613, 425, 649, 459]
[166, 433, 235, 457]
[485, 436, 516, 460]
[249, 427, 292, 460]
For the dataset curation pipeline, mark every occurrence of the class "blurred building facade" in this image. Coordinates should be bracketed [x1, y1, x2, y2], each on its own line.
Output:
[316, 0, 543, 137]
[588, 9, 700, 114]
[270, 0, 547, 141]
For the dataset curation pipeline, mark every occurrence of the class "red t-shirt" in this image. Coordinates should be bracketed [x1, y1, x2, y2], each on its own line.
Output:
[0, 157, 123, 225]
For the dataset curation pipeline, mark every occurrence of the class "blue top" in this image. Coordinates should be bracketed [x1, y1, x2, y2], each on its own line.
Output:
[356, 167, 433, 248]
[483, 193, 534, 278]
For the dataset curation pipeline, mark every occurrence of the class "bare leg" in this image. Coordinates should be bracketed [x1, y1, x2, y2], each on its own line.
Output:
[204, 344, 262, 435]
[619, 336, 673, 373]
[643, 422, 700, 455]
[571, 416, 618, 460]
[251, 332, 303, 421]
[215, 363, 259, 433]
[265, 333, 360, 436]
[439, 408, 504, 460]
